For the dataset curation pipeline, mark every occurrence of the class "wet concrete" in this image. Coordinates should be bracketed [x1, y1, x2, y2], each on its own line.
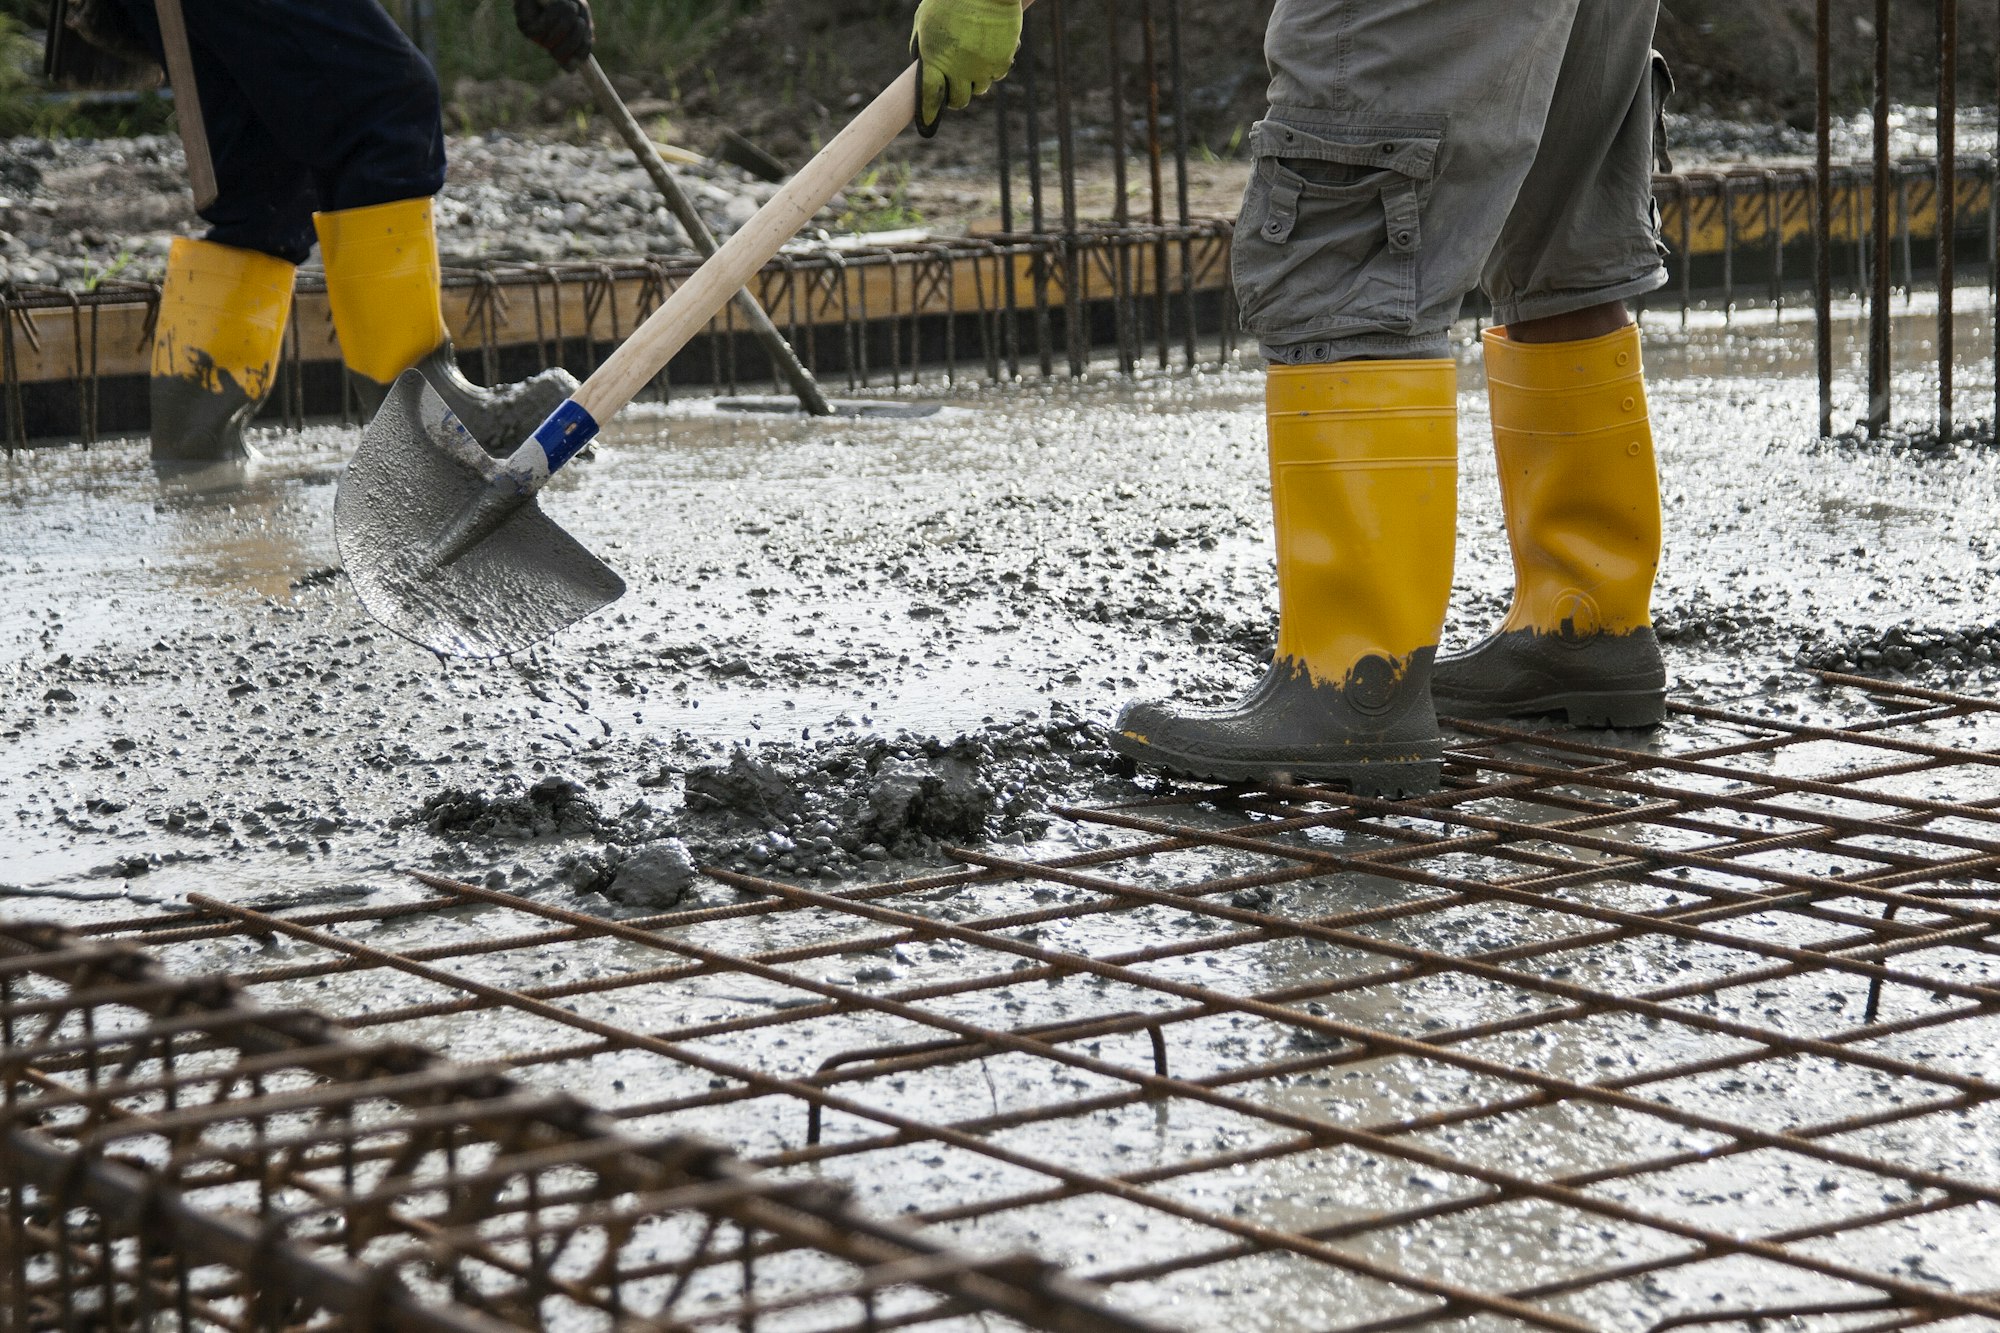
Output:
[4, 301, 1999, 915]
[6, 303, 1999, 1325]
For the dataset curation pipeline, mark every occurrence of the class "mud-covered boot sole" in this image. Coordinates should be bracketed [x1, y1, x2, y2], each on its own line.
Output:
[1439, 688, 1666, 729]
[1433, 628, 1668, 730]
[1109, 731, 1444, 798]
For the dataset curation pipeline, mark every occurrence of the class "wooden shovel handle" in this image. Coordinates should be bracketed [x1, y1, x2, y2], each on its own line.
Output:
[570, 63, 921, 424]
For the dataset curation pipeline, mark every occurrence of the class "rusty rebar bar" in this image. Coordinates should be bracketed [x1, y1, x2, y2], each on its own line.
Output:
[1869, 0, 1893, 434]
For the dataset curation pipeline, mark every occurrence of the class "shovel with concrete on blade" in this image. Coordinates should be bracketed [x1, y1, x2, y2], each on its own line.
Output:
[335, 65, 922, 660]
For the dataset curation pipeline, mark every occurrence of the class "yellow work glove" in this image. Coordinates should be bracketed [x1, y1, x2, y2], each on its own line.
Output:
[911, 0, 1023, 138]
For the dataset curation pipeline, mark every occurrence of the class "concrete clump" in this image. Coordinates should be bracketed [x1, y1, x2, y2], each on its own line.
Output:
[542, 712, 1118, 894]
[603, 838, 699, 910]
[417, 775, 604, 840]
[1800, 622, 2000, 682]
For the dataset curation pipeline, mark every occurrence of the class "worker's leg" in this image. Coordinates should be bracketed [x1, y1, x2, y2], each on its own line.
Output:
[1434, 0, 1670, 727]
[1111, 0, 1585, 795]
[129, 0, 567, 448]
[312, 195, 575, 449]
[106, 0, 314, 460]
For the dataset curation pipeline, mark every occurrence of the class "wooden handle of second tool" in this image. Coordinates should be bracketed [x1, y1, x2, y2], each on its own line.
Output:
[568, 63, 919, 425]
[153, 0, 217, 211]
[577, 55, 834, 416]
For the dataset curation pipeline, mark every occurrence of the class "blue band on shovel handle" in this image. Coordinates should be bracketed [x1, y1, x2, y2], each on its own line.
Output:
[534, 400, 601, 473]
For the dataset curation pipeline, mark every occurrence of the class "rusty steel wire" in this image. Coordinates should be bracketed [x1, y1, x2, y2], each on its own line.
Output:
[11, 672, 1995, 1330]
[0, 923, 1156, 1332]
[1, 225, 1235, 448]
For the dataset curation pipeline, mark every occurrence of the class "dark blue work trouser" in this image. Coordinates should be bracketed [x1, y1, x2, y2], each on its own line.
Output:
[109, 0, 447, 263]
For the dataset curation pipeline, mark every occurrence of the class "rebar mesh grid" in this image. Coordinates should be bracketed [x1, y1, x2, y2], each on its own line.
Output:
[38, 671, 2000, 1331]
[0, 925, 1151, 1332]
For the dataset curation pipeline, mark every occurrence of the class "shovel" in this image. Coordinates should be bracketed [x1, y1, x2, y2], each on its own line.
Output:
[335, 65, 921, 660]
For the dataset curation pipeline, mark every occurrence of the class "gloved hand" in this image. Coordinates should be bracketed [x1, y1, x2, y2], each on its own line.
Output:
[910, 0, 1023, 138]
[514, 0, 593, 68]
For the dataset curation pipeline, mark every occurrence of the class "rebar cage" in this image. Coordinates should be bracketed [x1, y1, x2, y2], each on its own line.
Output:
[8, 671, 1999, 1330]
[0, 924, 1146, 1332]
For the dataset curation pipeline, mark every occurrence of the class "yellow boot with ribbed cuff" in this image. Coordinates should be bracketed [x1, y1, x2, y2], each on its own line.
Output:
[149, 238, 296, 463]
[314, 197, 574, 451]
[1432, 324, 1665, 728]
[1112, 358, 1459, 796]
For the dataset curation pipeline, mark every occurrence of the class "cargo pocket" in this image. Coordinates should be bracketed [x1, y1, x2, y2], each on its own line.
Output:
[1232, 115, 1446, 343]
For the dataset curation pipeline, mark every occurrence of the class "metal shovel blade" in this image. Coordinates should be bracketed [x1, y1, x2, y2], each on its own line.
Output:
[334, 371, 626, 659]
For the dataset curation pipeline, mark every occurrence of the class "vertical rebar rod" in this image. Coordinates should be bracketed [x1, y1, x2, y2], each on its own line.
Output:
[1168, 0, 1196, 367]
[1678, 178, 1693, 326]
[1774, 173, 1788, 322]
[1142, 0, 1169, 369]
[1816, 0, 1834, 438]
[1050, 0, 1087, 378]
[1869, 0, 1892, 435]
[1897, 171, 1915, 300]
[1721, 176, 1737, 323]
[1022, 17, 1054, 378]
[1107, 0, 1135, 375]
[2, 300, 24, 450]
[995, 78, 1021, 378]
[1939, 0, 1957, 440]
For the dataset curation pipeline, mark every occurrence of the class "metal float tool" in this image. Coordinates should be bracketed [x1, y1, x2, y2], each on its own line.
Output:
[334, 66, 923, 659]
[575, 54, 833, 417]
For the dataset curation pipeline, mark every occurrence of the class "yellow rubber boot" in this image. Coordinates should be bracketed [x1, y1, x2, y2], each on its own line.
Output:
[1433, 324, 1666, 727]
[149, 238, 296, 463]
[1112, 359, 1458, 795]
[314, 196, 574, 448]
[314, 196, 449, 391]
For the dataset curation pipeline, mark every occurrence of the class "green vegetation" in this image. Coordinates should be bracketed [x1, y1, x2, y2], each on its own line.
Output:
[0, 0, 759, 140]
[0, 12, 39, 135]
[425, 0, 754, 93]
[837, 163, 923, 233]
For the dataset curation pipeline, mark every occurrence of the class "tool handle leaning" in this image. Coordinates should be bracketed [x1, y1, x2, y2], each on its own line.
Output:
[575, 64, 917, 416]
[153, 0, 217, 211]
[517, 63, 917, 477]
[577, 55, 833, 417]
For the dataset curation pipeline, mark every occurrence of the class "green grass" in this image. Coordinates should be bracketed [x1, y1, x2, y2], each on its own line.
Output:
[428, 0, 755, 93]
[0, 13, 37, 135]
[838, 163, 924, 233]
[0, 0, 759, 139]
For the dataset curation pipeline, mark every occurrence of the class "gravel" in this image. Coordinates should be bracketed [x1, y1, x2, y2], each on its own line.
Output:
[0, 128, 873, 288]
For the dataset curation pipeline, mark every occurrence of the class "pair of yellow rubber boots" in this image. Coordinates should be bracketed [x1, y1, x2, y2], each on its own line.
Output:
[1112, 325, 1664, 796]
[149, 198, 572, 462]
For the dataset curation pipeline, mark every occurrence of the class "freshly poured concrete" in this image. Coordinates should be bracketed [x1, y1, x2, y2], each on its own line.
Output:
[5, 303, 1996, 908]
[3, 304, 1999, 1328]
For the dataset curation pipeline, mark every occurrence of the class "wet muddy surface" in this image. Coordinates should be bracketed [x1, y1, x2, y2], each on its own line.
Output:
[5, 300, 2000, 1327]
[4, 302, 1997, 913]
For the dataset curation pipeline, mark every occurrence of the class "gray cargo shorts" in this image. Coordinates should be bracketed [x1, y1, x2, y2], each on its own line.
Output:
[1235, 0, 1671, 363]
